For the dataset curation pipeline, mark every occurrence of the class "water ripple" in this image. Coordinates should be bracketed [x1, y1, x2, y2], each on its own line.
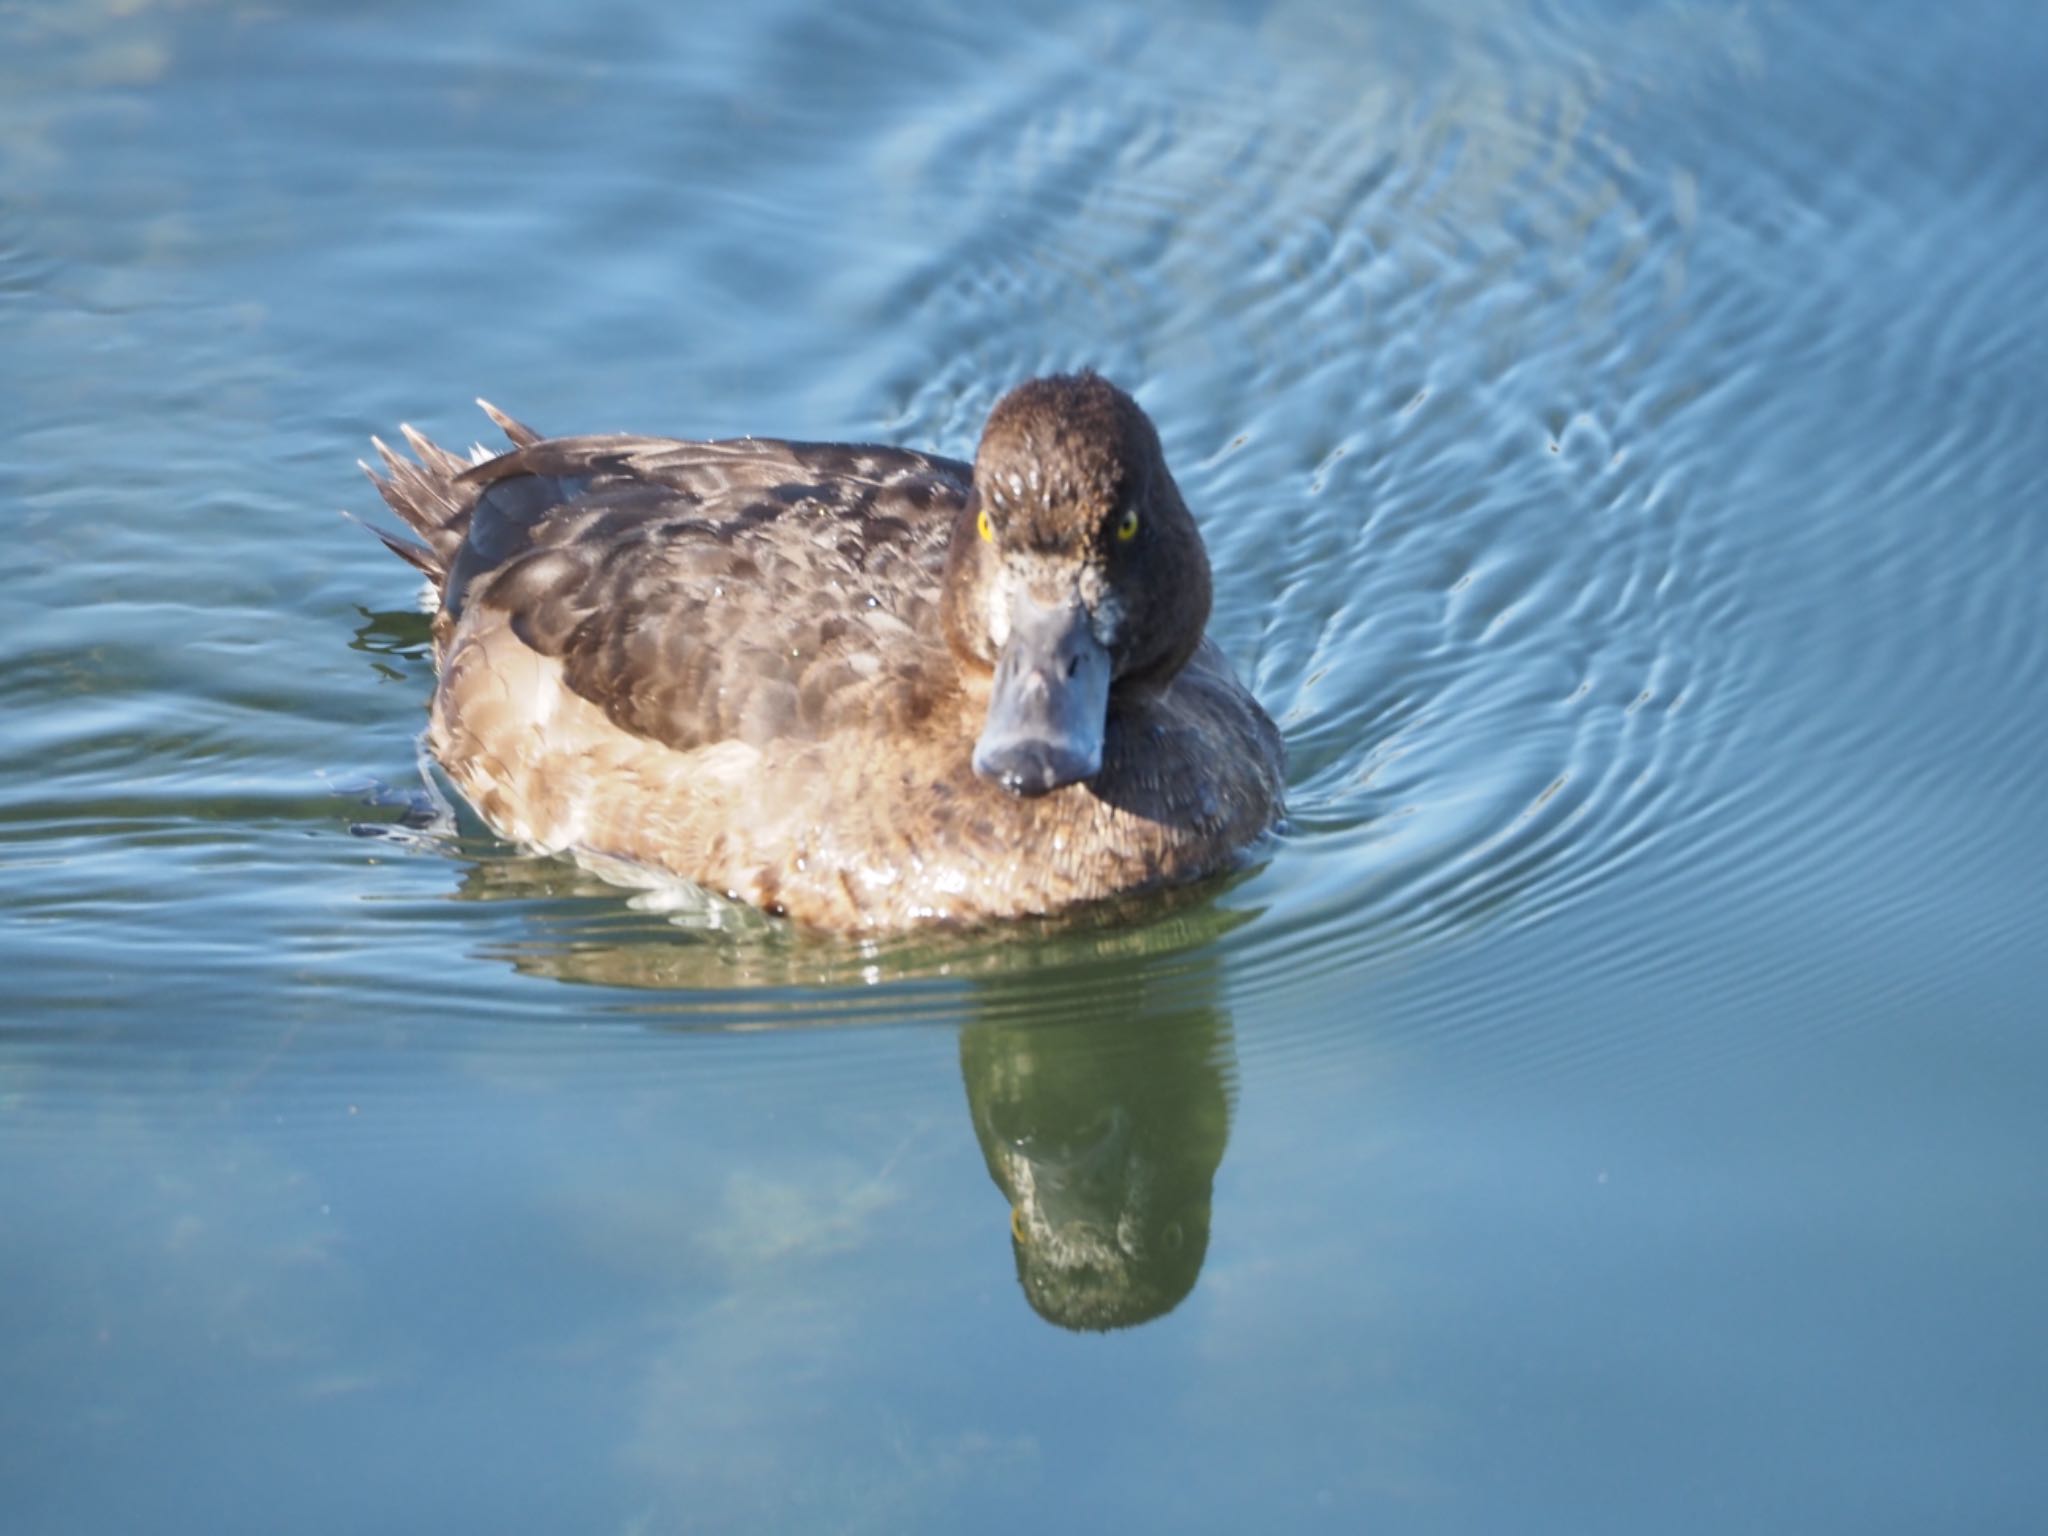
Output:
[3, 0, 2044, 1104]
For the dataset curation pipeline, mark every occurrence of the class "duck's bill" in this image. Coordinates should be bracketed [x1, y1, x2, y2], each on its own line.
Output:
[972, 593, 1112, 797]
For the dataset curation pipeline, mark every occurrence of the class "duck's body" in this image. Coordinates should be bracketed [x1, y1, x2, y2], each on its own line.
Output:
[363, 375, 1282, 932]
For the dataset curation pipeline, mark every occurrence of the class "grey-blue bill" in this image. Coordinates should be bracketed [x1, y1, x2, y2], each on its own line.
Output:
[971, 590, 1113, 797]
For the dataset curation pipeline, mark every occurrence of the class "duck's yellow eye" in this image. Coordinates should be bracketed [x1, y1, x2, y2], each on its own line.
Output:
[1116, 507, 1140, 542]
[977, 509, 994, 543]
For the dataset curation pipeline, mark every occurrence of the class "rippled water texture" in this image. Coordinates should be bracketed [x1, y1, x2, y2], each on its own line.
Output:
[5, 1, 2047, 1530]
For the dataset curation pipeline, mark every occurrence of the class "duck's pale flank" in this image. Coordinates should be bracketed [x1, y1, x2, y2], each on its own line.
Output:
[362, 373, 1283, 931]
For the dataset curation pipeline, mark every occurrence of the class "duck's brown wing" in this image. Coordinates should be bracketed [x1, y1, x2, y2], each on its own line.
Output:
[366, 419, 974, 753]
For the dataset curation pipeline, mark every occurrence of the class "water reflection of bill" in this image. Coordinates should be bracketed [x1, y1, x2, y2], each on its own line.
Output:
[961, 987, 1232, 1331]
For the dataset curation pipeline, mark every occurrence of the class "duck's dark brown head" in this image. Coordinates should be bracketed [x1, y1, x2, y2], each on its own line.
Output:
[942, 373, 1214, 797]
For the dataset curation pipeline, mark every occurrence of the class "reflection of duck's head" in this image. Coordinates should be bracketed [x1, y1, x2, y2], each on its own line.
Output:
[962, 1006, 1231, 1332]
[994, 1100, 1210, 1331]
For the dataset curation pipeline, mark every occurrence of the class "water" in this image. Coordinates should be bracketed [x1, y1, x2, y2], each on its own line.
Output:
[5, 0, 2046, 1529]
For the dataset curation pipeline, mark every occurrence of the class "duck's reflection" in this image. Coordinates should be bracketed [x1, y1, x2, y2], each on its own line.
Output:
[404, 819, 1248, 1331]
[960, 971, 1233, 1332]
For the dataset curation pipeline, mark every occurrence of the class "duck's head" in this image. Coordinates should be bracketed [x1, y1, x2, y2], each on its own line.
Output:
[943, 373, 1214, 797]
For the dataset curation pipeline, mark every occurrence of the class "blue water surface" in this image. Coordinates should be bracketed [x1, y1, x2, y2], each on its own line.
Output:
[4, 1, 2046, 1531]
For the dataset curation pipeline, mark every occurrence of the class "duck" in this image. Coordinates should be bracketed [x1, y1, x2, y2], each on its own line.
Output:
[359, 372, 1283, 932]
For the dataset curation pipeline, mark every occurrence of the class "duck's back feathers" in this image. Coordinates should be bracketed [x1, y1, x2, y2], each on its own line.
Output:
[364, 409, 976, 755]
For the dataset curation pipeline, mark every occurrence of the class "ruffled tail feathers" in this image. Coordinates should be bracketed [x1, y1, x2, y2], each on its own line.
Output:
[349, 399, 543, 584]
